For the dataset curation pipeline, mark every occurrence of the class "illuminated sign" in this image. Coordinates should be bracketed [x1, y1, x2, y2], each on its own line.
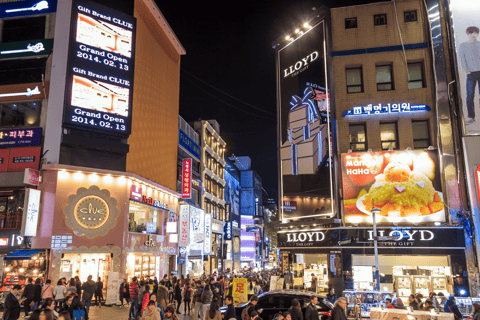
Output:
[204, 213, 212, 255]
[224, 221, 232, 240]
[190, 206, 204, 243]
[342, 103, 431, 116]
[283, 51, 319, 78]
[179, 129, 200, 160]
[130, 185, 142, 201]
[182, 159, 192, 199]
[179, 205, 189, 247]
[8, 147, 41, 172]
[73, 195, 110, 229]
[0, 128, 41, 148]
[141, 195, 168, 210]
[0, 0, 57, 18]
[0, 86, 41, 98]
[0, 39, 53, 59]
[0, 238, 7, 246]
[21, 188, 41, 237]
[24, 168, 40, 186]
[283, 201, 297, 211]
[64, 0, 136, 136]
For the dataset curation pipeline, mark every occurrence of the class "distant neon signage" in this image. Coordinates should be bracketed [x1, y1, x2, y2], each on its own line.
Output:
[342, 103, 431, 116]
[0, 0, 57, 18]
[0, 86, 41, 98]
[0, 39, 53, 59]
[182, 159, 192, 199]
[204, 214, 212, 255]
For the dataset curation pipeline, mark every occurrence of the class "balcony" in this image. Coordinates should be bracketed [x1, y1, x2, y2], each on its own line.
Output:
[0, 212, 22, 229]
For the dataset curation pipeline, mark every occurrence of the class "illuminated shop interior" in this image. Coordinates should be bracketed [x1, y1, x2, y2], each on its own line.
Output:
[2, 250, 46, 286]
[291, 254, 329, 294]
[60, 253, 111, 283]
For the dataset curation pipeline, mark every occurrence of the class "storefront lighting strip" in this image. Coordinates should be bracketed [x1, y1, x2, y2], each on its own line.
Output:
[282, 213, 333, 220]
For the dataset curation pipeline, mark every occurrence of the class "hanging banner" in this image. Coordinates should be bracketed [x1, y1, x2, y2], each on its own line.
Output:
[204, 213, 212, 255]
[179, 205, 189, 247]
[232, 278, 248, 305]
[182, 159, 192, 198]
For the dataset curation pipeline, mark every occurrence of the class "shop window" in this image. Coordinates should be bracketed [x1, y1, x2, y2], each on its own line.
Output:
[404, 10, 418, 22]
[412, 120, 430, 149]
[349, 124, 367, 151]
[345, 17, 358, 29]
[61, 253, 111, 283]
[380, 122, 398, 150]
[0, 189, 25, 230]
[374, 14, 387, 26]
[3, 251, 47, 286]
[128, 201, 165, 234]
[0, 100, 42, 128]
[376, 64, 394, 91]
[346, 67, 363, 93]
[2, 16, 46, 43]
[408, 62, 425, 89]
[0, 58, 47, 85]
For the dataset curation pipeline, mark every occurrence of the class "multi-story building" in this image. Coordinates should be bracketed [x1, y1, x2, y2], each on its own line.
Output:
[0, 0, 185, 288]
[274, 0, 472, 299]
[224, 157, 242, 272]
[192, 119, 227, 273]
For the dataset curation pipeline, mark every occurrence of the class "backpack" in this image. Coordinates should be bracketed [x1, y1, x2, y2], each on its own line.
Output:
[241, 306, 250, 320]
[72, 308, 86, 320]
[185, 289, 191, 301]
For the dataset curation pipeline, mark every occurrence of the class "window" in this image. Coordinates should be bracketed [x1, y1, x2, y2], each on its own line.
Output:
[380, 122, 398, 150]
[376, 64, 394, 91]
[2, 16, 46, 43]
[0, 58, 47, 85]
[412, 120, 430, 149]
[349, 124, 367, 151]
[0, 100, 42, 128]
[408, 62, 425, 89]
[345, 17, 357, 29]
[0, 189, 24, 230]
[128, 201, 166, 234]
[346, 67, 363, 93]
[404, 10, 418, 22]
[374, 14, 387, 26]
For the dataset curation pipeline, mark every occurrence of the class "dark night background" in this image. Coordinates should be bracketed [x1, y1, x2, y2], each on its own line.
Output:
[101, 0, 384, 198]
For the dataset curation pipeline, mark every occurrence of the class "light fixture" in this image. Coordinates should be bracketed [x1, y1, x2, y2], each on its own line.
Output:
[295, 29, 300, 33]
[286, 35, 291, 40]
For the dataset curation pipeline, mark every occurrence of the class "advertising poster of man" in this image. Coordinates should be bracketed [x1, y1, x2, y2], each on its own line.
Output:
[450, 0, 480, 134]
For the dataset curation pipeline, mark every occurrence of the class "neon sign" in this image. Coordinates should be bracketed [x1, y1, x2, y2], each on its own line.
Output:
[342, 103, 431, 116]
[0, 86, 41, 98]
[1, 0, 57, 18]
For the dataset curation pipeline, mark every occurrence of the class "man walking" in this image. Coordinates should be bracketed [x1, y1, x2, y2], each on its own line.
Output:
[81, 275, 96, 315]
[129, 277, 139, 320]
[194, 280, 204, 319]
[3, 285, 24, 320]
[459, 26, 480, 123]
[21, 277, 35, 317]
[305, 296, 319, 320]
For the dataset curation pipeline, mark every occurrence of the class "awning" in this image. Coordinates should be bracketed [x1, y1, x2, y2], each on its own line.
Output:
[4, 249, 44, 260]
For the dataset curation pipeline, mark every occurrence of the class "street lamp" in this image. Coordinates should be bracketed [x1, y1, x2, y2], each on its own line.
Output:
[371, 200, 381, 291]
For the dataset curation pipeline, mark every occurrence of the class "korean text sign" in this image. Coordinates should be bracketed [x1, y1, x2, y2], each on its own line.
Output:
[182, 159, 192, 198]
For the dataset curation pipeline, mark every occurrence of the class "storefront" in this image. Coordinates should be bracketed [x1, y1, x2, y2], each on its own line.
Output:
[182, 204, 205, 276]
[277, 227, 468, 298]
[32, 165, 179, 293]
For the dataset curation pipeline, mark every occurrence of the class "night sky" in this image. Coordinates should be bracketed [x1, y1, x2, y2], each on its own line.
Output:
[155, 0, 384, 198]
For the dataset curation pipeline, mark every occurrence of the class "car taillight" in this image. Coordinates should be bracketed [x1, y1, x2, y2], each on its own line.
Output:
[320, 312, 331, 317]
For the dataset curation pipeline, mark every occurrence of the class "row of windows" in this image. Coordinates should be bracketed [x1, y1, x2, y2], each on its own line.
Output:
[349, 120, 430, 151]
[204, 199, 229, 222]
[205, 153, 224, 179]
[345, 10, 418, 29]
[205, 131, 225, 158]
[204, 176, 225, 200]
[346, 62, 425, 94]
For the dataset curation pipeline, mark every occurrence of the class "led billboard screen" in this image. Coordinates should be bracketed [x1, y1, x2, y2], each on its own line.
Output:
[276, 20, 333, 221]
[450, 0, 480, 135]
[341, 149, 445, 224]
[64, 1, 136, 136]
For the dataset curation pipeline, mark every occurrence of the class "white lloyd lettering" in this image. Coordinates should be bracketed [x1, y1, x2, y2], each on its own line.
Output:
[284, 51, 319, 78]
[367, 230, 434, 241]
[286, 231, 325, 242]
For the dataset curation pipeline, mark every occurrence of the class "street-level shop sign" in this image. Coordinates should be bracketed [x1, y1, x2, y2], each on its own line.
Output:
[179, 205, 189, 247]
[21, 188, 41, 237]
[179, 129, 200, 160]
[0, 128, 41, 148]
[342, 103, 431, 116]
[0, 39, 53, 59]
[24, 168, 40, 186]
[277, 228, 465, 248]
[204, 214, 212, 255]
[224, 221, 233, 240]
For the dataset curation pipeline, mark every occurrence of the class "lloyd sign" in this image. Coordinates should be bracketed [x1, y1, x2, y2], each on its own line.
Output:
[277, 228, 465, 248]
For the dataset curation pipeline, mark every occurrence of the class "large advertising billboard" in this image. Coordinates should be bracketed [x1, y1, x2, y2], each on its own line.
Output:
[341, 150, 445, 224]
[276, 19, 333, 221]
[64, 1, 136, 136]
[225, 170, 240, 225]
[450, 1, 480, 135]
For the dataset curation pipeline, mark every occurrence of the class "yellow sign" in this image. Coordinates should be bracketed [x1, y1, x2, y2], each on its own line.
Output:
[232, 278, 248, 305]
[74, 195, 110, 229]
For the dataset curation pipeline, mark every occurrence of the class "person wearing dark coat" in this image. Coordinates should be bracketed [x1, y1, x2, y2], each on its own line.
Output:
[3, 285, 23, 320]
[95, 277, 104, 307]
[33, 278, 42, 310]
[21, 278, 35, 316]
[445, 296, 464, 320]
[331, 298, 348, 320]
[174, 281, 183, 314]
[288, 299, 304, 320]
[305, 296, 319, 320]
[409, 294, 420, 310]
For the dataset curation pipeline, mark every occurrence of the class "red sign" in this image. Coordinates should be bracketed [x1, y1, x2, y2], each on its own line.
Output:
[8, 147, 41, 172]
[130, 185, 142, 201]
[0, 238, 7, 246]
[182, 159, 192, 199]
[0, 149, 8, 172]
[24, 168, 40, 186]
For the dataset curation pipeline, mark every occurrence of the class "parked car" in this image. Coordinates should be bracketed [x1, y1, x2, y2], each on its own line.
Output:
[220, 290, 333, 320]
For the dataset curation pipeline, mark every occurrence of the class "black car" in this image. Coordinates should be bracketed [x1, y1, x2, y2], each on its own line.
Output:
[220, 290, 333, 320]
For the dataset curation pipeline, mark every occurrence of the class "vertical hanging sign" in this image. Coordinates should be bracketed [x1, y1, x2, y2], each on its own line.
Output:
[204, 213, 212, 255]
[182, 159, 192, 199]
[179, 205, 189, 247]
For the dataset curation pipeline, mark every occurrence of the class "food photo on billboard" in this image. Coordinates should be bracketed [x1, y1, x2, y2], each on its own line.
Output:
[450, 0, 480, 134]
[341, 149, 445, 224]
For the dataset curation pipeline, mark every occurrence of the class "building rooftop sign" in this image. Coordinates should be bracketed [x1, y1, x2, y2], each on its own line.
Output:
[342, 103, 431, 117]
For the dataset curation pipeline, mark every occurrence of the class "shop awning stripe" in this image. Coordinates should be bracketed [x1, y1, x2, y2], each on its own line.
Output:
[4, 249, 44, 260]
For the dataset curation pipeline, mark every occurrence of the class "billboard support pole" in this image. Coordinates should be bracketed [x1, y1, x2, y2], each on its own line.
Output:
[371, 200, 381, 291]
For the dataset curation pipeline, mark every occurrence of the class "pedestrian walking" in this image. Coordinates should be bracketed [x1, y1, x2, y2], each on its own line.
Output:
[174, 280, 182, 314]
[33, 278, 43, 310]
[201, 282, 213, 320]
[164, 305, 178, 320]
[142, 285, 151, 314]
[129, 277, 139, 320]
[29, 309, 54, 320]
[42, 297, 60, 319]
[21, 277, 35, 316]
[68, 296, 88, 320]
[74, 277, 82, 297]
[331, 298, 347, 320]
[205, 299, 221, 320]
[143, 300, 161, 320]
[305, 296, 319, 320]
[288, 299, 303, 320]
[156, 282, 169, 310]
[68, 279, 77, 294]
[42, 280, 55, 302]
[326, 289, 337, 304]
[94, 277, 103, 307]
[194, 281, 204, 320]
[120, 279, 130, 307]
[80, 275, 96, 315]
[183, 284, 192, 315]
[3, 285, 24, 320]
[54, 279, 67, 310]
[445, 296, 463, 320]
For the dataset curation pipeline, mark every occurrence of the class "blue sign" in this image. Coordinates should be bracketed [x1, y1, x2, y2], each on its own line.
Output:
[177, 257, 185, 265]
[246, 226, 260, 233]
[179, 129, 200, 160]
[224, 221, 232, 240]
[342, 103, 431, 117]
[0, 128, 42, 149]
[0, 0, 57, 18]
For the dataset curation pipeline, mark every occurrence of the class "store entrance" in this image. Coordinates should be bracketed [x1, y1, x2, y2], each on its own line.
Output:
[291, 253, 329, 294]
[352, 254, 452, 302]
[61, 253, 111, 283]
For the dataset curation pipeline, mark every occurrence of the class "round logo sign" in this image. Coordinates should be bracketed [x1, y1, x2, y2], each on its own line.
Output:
[74, 195, 110, 229]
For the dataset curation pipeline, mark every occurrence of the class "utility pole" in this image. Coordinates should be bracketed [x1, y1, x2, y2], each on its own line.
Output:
[371, 199, 381, 291]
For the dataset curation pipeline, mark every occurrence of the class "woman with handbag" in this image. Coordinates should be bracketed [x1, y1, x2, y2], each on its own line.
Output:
[119, 279, 130, 308]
